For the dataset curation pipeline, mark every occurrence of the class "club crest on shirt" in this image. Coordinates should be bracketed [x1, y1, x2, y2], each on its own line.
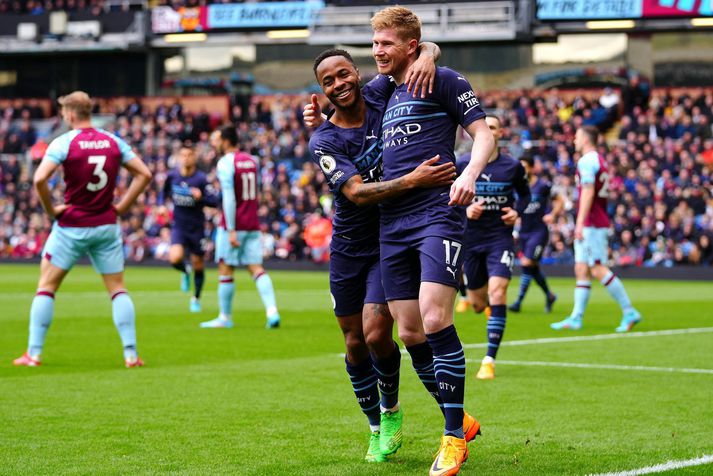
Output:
[319, 155, 337, 174]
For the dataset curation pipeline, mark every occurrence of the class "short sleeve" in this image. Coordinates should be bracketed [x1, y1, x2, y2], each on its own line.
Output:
[104, 130, 137, 163]
[434, 68, 486, 129]
[217, 155, 235, 192]
[44, 133, 74, 164]
[309, 130, 360, 194]
[362, 75, 395, 106]
[578, 154, 599, 185]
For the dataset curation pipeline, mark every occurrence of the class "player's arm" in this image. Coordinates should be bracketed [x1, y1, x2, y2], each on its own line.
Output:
[201, 181, 220, 208]
[575, 184, 595, 241]
[449, 119, 495, 206]
[544, 192, 564, 225]
[217, 159, 239, 247]
[405, 42, 441, 98]
[504, 163, 531, 226]
[115, 157, 152, 215]
[33, 159, 66, 220]
[342, 155, 456, 206]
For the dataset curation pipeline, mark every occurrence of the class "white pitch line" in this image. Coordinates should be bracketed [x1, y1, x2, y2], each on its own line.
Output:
[588, 454, 713, 475]
[465, 359, 713, 375]
[460, 327, 713, 350]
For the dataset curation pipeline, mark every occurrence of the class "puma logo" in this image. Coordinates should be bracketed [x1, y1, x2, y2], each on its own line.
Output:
[446, 266, 457, 279]
[481, 173, 492, 182]
[457, 76, 467, 81]
[366, 130, 377, 140]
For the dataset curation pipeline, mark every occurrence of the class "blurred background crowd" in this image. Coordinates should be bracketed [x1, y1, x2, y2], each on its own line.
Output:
[1, 84, 712, 267]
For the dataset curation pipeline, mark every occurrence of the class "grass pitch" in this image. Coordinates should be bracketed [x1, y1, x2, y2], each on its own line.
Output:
[1, 264, 712, 475]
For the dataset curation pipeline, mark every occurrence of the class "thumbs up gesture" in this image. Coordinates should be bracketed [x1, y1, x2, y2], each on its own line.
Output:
[303, 94, 325, 128]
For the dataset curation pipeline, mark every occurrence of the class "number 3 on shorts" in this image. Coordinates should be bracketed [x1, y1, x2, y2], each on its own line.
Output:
[87, 155, 108, 192]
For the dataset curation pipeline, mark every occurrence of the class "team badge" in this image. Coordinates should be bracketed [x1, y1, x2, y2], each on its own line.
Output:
[319, 155, 337, 174]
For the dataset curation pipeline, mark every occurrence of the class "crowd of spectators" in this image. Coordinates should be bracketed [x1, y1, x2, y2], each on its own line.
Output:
[1, 83, 712, 267]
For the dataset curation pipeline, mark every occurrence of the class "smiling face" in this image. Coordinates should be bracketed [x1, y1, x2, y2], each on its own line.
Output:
[372, 27, 415, 79]
[315, 55, 362, 111]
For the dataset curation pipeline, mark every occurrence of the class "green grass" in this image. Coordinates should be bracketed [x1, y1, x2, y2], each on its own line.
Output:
[1, 264, 712, 475]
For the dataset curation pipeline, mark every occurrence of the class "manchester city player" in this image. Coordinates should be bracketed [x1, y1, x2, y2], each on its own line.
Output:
[308, 48, 463, 463]
[371, 7, 495, 475]
[13, 91, 152, 368]
[551, 126, 642, 332]
[509, 152, 562, 313]
[457, 116, 530, 381]
[163, 144, 218, 313]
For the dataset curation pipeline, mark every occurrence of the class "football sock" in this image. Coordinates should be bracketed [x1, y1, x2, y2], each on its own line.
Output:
[28, 290, 55, 357]
[111, 290, 137, 360]
[427, 325, 466, 438]
[406, 342, 444, 414]
[486, 305, 507, 359]
[372, 341, 401, 411]
[572, 281, 591, 319]
[533, 266, 552, 296]
[601, 271, 633, 312]
[171, 262, 187, 274]
[194, 270, 205, 299]
[517, 266, 535, 302]
[218, 276, 234, 319]
[345, 356, 381, 430]
[253, 272, 278, 317]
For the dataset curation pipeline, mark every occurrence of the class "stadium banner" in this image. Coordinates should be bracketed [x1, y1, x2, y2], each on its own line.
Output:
[537, 0, 712, 19]
[536, 0, 643, 19]
[642, 0, 713, 16]
[206, 1, 324, 29]
[152, 6, 207, 34]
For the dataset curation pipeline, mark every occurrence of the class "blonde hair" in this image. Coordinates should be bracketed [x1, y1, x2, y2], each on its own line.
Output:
[58, 91, 93, 120]
[371, 6, 421, 42]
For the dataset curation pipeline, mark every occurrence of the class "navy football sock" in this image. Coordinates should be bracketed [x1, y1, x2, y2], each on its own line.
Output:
[486, 305, 507, 359]
[194, 270, 205, 299]
[517, 266, 535, 303]
[406, 342, 444, 414]
[372, 341, 401, 411]
[171, 262, 187, 274]
[427, 325, 466, 438]
[345, 356, 381, 430]
[533, 266, 552, 296]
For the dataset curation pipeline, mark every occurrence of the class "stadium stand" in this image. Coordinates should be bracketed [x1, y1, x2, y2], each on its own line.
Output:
[1, 86, 712, 266]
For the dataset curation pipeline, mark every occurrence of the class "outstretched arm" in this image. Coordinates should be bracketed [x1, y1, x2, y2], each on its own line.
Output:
[342, 155, 455, 206]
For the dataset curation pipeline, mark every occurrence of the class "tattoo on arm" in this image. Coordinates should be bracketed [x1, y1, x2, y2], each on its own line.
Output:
[347, 176, 410, 206]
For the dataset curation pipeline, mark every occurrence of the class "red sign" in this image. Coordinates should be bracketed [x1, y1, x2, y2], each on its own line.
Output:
[642, 0, 712, 17]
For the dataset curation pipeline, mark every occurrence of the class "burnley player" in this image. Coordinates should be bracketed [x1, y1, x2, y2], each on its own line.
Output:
[509, 153, 562, 313]
[164, 144, 218, 312]
[457, 116, 530, 380]
[309, 48, 466, 462]
[551, 126, 641, 332]
[200, 125, 280, 329]
[13, 91, 152, 368]
[371, 7, 495, 474]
